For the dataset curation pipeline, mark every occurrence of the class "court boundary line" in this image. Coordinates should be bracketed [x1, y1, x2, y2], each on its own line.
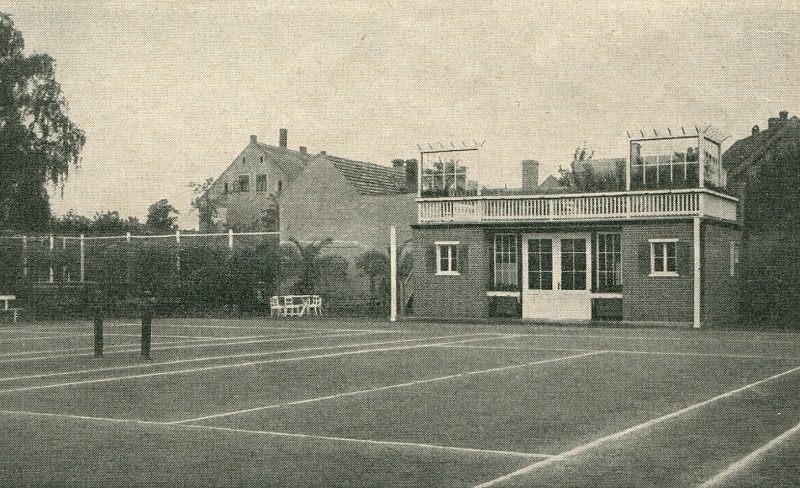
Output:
[0, 331, 395, 383]
[0, 333, 512, 394]
[473, 363, 800, 488]
[439, 344, 799, 361]
[170, 350, 605, 424]
[697, 419, 800, 487]
[0, 409, 551, 459]
[0, 330, 391, 364]
[501, 331, 800, 346]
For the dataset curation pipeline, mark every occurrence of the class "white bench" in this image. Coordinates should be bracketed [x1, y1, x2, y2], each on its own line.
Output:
[0, 295, 21, 323]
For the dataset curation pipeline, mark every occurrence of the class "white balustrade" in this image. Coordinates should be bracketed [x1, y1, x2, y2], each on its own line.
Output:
[417, 189, 737, 224]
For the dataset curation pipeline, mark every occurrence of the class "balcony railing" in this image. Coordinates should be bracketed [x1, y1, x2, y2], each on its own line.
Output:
[417, 189, 738, 224]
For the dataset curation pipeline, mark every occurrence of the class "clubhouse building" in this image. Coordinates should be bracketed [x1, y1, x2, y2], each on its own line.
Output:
[411, 129, 740, 328]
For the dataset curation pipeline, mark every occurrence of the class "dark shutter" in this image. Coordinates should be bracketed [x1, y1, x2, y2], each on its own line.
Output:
[638, 242, 650, 274]
[458, 243, 468, 275]
[677, 241, 693, 276]
[425, 245, 437, 273]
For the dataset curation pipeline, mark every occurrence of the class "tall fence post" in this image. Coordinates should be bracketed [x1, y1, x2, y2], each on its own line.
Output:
[175, 229, 181, 284]
[62, 236, 67, 282]
[390, 226, 397, 322]
[79, 234, 85, 282]
[49, 234, 54, 283]
[22, 235, 28, 278]
[228, 228, 234, 250]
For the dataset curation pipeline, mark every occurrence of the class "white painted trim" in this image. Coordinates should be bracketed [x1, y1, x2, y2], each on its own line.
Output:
[434, 242, 460, 275]
[589, 293, 622, 299]
[693, 217, 702, 328]
[415, 187, 738, 203]
[486, 291, 521, 297]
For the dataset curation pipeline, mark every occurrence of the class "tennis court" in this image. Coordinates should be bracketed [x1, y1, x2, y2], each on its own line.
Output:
[0, 318, 798, 487]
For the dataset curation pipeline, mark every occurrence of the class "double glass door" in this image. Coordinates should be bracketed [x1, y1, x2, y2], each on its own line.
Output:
[521, 233, 591, 320]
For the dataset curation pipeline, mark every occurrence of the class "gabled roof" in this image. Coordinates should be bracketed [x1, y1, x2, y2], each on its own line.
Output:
[325, 155, 409, 195]
[723, 116, 800, 180]
[253, 142, 316, 181]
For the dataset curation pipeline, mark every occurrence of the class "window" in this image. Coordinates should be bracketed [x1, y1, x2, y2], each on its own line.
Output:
[277, 181, 283, 191]
[596, 233, 622, 292]
[436, 242, 459, 275]
[494, 234, 518, 289]
[527, 238, 553, 290]
[650, 239, 678, 276]
[223, 182, 229, 194]
[237, 174, 249, 192]
[259, 155, 264, 164]
[256, 174, 268, 192]
[242, 156, 246, 164]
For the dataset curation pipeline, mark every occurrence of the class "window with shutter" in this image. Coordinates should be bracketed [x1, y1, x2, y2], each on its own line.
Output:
[434, 241, 460, 275]
[649, 239, 680, 276]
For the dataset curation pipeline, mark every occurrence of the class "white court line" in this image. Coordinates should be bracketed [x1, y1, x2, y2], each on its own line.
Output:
[0, 333, 509, 394]
[171, 350, 603, 424]
[0, 331, 444, 383]
[441, 344, 799, 361]
[0, 409, 550, 459]
[473, 364, 800, 488]
[697, 419, 800, 487]
[0, 331, 385, 364]
[507, 331, 800, 346]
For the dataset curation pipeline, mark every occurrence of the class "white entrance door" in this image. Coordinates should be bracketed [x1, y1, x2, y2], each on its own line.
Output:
[522, 233, 591, 320]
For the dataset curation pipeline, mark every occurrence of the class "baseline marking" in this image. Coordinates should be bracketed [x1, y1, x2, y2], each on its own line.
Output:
[473, 364, 800, 488]
[171, 351, 604, 424]
[0, 409, 549, 459]
[697, 419, 800, 487]
[0, 333, 510, 394]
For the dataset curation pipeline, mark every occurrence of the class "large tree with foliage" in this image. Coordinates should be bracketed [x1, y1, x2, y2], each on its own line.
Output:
[0, 13, 85, 231]
[146, 198, 179, 233]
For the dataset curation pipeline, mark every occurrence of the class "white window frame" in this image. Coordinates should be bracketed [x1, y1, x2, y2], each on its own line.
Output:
[493, 234, 518, 288]
[649, 238, 679, 277]
[596, 232, 622, 291]
[435, 241, 460, 276]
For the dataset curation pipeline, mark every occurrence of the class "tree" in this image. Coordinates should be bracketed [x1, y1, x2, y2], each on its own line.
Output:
[146, 199, 179, 233]
[356, 249, 390, 301]
[189, 178, 218, 231]
[282, 237, 333, 295]
[0, 13, 85, 231]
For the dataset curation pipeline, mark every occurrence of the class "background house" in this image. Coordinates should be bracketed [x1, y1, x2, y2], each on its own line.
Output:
[722, 111, 800, 328]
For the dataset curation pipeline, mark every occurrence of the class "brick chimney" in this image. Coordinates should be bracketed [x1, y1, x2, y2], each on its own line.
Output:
[405, 159, 418, 192]
[780, 110, 788, 122]
[279, 128, 288, 148]
[250, 134, 257, 144]
[299, 146, 307, 154]
[752, 125, 759, 136]
[319, 150, 326, 155]
[768, 117, 779, 130]
[521, 160, 539, 191]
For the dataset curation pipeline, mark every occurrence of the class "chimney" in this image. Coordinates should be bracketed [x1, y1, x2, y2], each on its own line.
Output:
[752, 125, 759, 136]
[405, 159, 418, 192]
[299, 146, 307, 154]
[250, 135, 257, 144]
[768, 117, 780, 130]
[319, 150, 326, 155]
[279, 128, 288, 148]
[780, 110, 788, 122]
[392, 159, 405, 168]
[521, 160, 539, 192]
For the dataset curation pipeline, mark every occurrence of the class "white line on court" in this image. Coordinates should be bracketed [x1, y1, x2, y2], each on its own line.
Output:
[440, 344, 800, 361]
[0, 331, 445, 383]
[506, 331, 800, 346]
[0, 330, 386, 363]
[697, 419, 800, 487]
[0, 409, 551, 459]
[171, 350, 604, 424]
[472, 364, 800, 488]
[0, 333, 511, 394]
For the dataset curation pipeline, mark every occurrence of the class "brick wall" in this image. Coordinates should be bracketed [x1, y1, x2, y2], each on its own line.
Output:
[412, 226, 491, 319]
[701, 222, 741, 327]
[621, 221, 694, 324]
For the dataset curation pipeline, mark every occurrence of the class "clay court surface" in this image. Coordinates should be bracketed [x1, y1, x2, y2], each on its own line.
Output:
[0, 317, 798, 487]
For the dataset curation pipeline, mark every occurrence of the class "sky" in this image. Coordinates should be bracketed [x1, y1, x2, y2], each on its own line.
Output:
[4, 1, 799, 229]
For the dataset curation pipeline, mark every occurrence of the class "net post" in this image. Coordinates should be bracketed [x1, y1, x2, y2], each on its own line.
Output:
[390, 226, 398, 322]
[93, 315, 103, 357]
[141, 291, 152, 360]
[79, 234, 85, 282]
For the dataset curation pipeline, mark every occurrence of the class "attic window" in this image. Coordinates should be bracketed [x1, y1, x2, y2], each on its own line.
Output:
[242, 156, 246, 164]
[278, 181, 283, 191]
[259, 156, 264, 164]
[224, 182, 229, 194]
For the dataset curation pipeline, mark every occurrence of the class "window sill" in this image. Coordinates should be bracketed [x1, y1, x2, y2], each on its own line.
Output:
[487, 290, 520, 297]
[649, 272, 679, 277]
[436, 271, 460, 276]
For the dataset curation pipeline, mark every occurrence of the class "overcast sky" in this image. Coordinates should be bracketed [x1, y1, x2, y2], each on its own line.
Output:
[5, 1, 799, 228]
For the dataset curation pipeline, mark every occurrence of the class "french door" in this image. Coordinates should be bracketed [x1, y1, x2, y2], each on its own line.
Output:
[521, 233, 591, 320]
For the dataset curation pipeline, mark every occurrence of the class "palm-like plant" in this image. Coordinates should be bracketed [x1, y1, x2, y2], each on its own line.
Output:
[283, 237, 333, 295]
